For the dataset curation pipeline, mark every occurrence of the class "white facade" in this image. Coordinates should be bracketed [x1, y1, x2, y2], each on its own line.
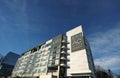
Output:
[66, 26, 96, 78]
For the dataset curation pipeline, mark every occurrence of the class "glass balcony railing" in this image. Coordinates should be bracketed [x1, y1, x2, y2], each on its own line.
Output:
[60, 63, 66, 67]
[62, 40, 66, 43]
[61, 45, 66, 49]
[61, 51, 66, 54]
[60, 57, 66, 60]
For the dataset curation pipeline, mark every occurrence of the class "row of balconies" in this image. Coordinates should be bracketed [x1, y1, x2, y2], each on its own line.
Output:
[60, 39, 71, 68]
[59, 39, 67, 67]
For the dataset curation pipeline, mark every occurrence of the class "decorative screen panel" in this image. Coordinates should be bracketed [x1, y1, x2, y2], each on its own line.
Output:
[71, 33, 85, 52]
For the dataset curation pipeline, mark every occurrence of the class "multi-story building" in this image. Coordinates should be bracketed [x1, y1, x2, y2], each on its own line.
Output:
[0, 52, 20, 78]
[12, 26, 96, 78]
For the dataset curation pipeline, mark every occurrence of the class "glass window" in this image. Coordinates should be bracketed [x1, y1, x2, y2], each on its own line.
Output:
[54, 46, 57, 49]
[56, 49, 60, 53]
[40, 63, 42, 67]
[55, 59, 59, 65]
[43, 68, 46, 73]
[38, 69, 40, 73]
[57, 44, 61, 49]
[49, 56, 52, 60]
[48, 61, 52, 66]
[45, 62, 48, 65]
[45, 42, 51, 47]
[35, 69, 37, 73]
[49, 51, 53, 55]
[56, 53, 60, 59]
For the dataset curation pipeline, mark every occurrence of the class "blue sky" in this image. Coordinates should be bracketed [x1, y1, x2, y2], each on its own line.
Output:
[0, 0, 120, 74]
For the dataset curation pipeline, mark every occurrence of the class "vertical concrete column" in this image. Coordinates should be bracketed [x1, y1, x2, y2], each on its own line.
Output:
[57, 66, 60, 78]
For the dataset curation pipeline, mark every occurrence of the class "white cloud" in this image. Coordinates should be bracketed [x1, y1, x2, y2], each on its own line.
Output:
[0, 0, 49, 35]
[88, 23, 120, 73]
[89, 24, 120, 54]
[95, 56, 120, 71]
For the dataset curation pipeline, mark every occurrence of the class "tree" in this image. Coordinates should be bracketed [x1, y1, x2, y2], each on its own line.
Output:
[95, 65, 113, 78]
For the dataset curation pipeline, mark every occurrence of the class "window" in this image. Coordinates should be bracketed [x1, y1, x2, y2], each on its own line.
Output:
[48, 61, 52, 66]
[56, 49, 60, 53]
[45, 42, 51, 47]
[34, 69, 37, 73]
[53, 46, 57, 50]
[49, 56, 52, 60]
[56, 53, 60, 59]
[45, 62, 48, 65]
[38, 69, 40, 73]
[49, 51, 53, 55]
[55, 59, 59, 65]
[43, 68, 46, 73]
[57, 44, 61, 49]
[40, 63, 43, 67]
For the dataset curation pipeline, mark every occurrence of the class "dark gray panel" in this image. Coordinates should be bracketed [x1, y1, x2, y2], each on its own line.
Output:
[71, 33, 85, 52]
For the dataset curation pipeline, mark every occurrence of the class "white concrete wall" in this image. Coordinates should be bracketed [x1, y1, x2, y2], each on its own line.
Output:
[40, 75, 52, 78]
[66, 26, 91, 76]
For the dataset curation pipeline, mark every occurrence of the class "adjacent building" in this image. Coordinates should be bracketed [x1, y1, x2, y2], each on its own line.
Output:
[12, 26, 96, 78]
[0, 52, 20, 77]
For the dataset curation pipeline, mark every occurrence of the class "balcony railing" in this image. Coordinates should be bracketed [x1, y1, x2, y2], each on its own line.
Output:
[62, 40, 66, 43]
[61, 45, 66, 48]
[60, 63, 66, 67]
[60, 57, 66, 60]
[61, 51, 66, 54]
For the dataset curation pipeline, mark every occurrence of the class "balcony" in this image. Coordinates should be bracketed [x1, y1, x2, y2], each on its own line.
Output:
[61, 51, 66, 54]
[61, 45, 66, 48]
[60, 63, 66, 67]
[62, 40, 66, 43]
[60, 57, 66, 60]
[62, 39, 70, 44]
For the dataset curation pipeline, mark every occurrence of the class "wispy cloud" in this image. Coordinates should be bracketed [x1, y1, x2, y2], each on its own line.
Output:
[95, 56, 120, 71]
[89, 23, 120, 73]
[0, 0, 47, 34]
[89, 24, 120, 55]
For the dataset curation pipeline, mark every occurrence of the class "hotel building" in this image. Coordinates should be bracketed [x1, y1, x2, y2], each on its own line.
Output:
[12, 26, 96, 78]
